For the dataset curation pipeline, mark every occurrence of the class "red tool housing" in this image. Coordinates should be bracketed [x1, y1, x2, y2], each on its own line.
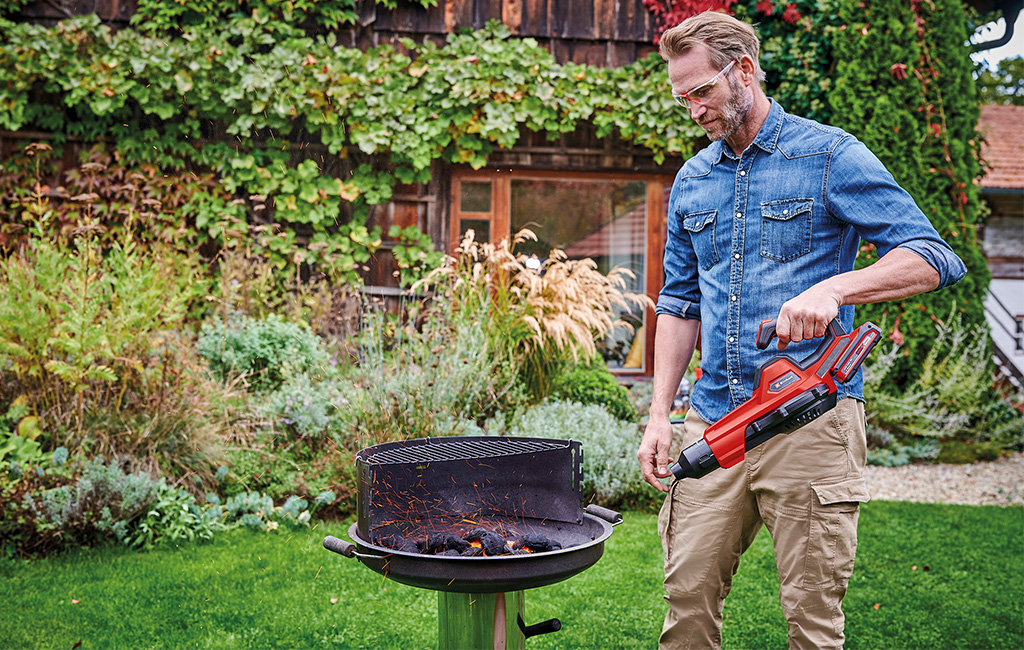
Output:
[670, 318, 881, 480]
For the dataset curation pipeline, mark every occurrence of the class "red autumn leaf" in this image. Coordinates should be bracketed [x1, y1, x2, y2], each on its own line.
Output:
[889, 63, 908, 80]
[888, 315, 904, 346]
[302, 54, 317, 67]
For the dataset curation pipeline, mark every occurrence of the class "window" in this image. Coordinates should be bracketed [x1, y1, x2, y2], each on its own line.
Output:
[450, 169, 669, 374]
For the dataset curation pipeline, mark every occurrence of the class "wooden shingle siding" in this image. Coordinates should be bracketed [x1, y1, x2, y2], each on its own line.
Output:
[14, 0, 138, 27]
[361, 0, 657, 66]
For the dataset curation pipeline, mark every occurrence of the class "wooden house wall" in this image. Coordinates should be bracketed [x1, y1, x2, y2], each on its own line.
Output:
[343, 0, 659, 67]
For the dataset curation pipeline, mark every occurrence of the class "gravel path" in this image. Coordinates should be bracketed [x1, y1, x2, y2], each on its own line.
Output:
[863, 452, 1024, 507]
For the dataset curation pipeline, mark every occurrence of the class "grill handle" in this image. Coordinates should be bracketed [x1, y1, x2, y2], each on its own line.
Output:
[517, 614, 562, 639]
[323, 535, 356, 558]
[584, 504, 623, 526]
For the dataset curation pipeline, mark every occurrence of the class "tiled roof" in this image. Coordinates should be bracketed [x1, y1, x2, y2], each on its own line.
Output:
[979, 104, 1024, 191]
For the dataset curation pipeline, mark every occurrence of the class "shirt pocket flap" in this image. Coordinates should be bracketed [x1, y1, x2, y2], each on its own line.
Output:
[810, 476, 870, 506]
[682, 210, 717, 233]
[761, 198, 813, 222]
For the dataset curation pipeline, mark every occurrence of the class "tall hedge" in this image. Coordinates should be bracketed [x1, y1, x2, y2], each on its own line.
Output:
[830, 0, 991, 387]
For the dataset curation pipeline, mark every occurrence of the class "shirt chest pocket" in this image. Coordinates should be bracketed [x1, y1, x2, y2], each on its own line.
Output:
[760, 198, 813, 262]
[682, 209, 720, 271]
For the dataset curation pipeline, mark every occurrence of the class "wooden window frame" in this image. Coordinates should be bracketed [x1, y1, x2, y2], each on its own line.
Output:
[450, 167, 671, 377]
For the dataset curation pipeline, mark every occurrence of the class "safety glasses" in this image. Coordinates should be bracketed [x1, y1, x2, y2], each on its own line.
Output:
[672, 59, 738, 110]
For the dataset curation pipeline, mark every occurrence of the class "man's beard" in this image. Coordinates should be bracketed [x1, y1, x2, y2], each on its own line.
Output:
[700, 76, 753, 142]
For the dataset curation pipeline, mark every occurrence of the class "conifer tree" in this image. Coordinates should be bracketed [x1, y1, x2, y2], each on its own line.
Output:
[830, 0, 991, 387]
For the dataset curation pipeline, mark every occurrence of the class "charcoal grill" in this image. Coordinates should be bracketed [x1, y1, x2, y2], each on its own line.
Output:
[323, 435, 622, 649]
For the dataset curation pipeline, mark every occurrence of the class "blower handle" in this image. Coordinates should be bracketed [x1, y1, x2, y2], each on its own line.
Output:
[756, 317, 847, 354]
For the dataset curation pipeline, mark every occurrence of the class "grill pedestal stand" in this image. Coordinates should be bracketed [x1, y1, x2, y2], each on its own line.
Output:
[438, 591, 560, 650]
[438, 591, 525, 650]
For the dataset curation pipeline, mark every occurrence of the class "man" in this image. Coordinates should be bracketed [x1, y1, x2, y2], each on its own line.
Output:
[637, 11, 966, 650]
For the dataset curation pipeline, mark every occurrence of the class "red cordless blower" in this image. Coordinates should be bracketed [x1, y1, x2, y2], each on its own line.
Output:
[669, 317, 882, 480]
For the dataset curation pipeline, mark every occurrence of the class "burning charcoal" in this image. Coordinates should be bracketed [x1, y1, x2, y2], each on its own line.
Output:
[443, 534, 471, 553]
[395, 537, 420, 554]
[513, 534, 563, 553]
[465, 528, 511, 556]
[512, 548, 530, 556]
[424, 533, 447, 554]
[460, 546, 483, 557]
[424, 532, 473, 554]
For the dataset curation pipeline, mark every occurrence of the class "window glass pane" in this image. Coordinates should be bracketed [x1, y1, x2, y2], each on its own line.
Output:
[459, 218, 491, 244]
[510, 178, 647, 371]
[460, 181, 492, 213]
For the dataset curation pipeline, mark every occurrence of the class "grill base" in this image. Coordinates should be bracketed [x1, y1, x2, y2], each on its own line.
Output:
[438, 591, 525, 650]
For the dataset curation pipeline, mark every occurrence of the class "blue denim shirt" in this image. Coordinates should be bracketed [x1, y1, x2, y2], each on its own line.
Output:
[656, 100, 966, 424]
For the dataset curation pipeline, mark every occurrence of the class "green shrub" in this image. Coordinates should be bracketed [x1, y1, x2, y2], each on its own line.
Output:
[863, 311, 1024, 446]
[866, 439, 939, 467]
[1, 454, 335, 557]
[339, 300, 526, 445]
[197, 313, 332, 391]
[256, 373, 350, 446]
[16, 458, 163, 553]
[0, 207, 200, 437]
[936, 440, 1003, 465]
[550, 358, 638, 423]
[497, 399, 644, 506]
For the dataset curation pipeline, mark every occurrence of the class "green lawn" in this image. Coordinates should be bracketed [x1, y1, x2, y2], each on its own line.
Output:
[1, 502, 1021, 649]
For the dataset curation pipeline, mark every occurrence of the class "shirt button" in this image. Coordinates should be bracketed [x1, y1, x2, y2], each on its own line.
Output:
[731, 379, 739, 384]
[736, 212, 742, 218]
[730, 295, 737, 302]
[739, 171, 746, 176]
[728, 337, 735, 343]
[734, 253, 740, 259]
[783, 209, 789, 215]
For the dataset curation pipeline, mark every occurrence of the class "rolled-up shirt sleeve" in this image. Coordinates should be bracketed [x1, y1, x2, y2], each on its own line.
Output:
[827, 137, 967, 290]
[896, 240, 967, 291]
[656, 171, 703, 320]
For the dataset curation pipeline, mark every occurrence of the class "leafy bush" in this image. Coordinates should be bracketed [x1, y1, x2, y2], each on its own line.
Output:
[863, 311, 1024, 447]
[339, 302, 525, 444]
[197, 313, 333, 392]
[0, 199, 210, 463]
[935, 440, 1003, 465]
[497, 399, 644, 506]
[550, 358, 638, 423]
[256, 373, 350, 444]
[1, 454, 334, 557]
[13, 458, 163, 554]
[866, 439, 939, 467]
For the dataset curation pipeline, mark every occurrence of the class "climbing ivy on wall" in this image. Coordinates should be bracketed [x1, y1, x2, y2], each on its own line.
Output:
[0, 13, 700, 293]
[830, 0, 991, 387]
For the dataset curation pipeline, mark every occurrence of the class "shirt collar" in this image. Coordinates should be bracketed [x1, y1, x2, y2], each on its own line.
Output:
[752, 98, 784, 154]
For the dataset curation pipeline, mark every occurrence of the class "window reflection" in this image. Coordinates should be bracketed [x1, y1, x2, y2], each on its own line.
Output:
[510, 179, 647, 370]
[460, 181, 492, 213]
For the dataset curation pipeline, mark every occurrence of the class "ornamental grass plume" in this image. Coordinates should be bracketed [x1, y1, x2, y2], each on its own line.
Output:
[415, 229, 653, 398]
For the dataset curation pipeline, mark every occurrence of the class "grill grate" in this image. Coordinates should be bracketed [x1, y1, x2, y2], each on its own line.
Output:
[364, 438, 568, 465]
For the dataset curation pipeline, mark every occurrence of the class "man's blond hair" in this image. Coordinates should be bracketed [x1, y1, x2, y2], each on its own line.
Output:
[659, 11, 765, 83]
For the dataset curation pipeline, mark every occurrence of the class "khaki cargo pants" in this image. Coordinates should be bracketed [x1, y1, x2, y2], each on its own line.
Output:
[658, 398, 869, 650]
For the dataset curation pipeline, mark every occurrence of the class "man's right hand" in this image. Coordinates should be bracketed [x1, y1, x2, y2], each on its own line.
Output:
[638, 417, 675, 493]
